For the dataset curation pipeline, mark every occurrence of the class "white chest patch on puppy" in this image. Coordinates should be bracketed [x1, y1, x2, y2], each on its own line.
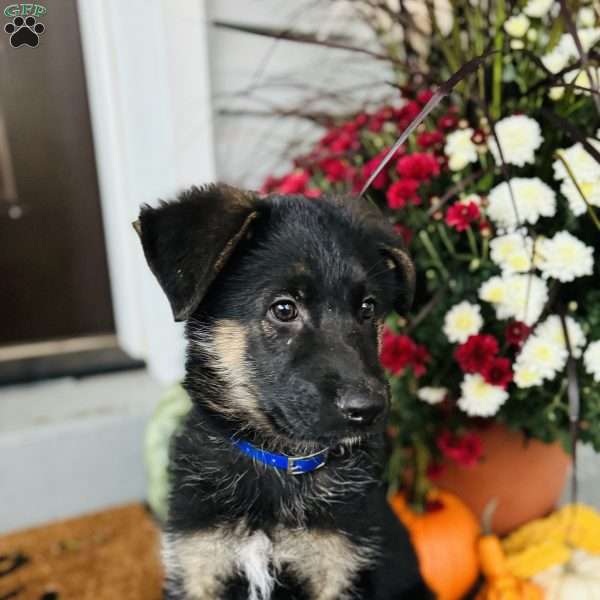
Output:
[235, 531, 275, 600]
[163, 522, 376, 600]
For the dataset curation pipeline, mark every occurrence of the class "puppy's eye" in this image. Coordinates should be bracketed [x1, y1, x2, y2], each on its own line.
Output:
[270, 300, 298, 322]
[359, 299, 376, 321]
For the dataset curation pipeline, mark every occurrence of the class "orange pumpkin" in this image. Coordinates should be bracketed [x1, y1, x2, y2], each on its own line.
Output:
[390, 489, 480, 600]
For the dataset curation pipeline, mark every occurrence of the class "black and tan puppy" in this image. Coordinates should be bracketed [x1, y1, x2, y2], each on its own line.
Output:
[135, 185, 432, 600]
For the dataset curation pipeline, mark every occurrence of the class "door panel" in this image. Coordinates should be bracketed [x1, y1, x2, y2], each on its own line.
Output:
[0, 0, 115, 347]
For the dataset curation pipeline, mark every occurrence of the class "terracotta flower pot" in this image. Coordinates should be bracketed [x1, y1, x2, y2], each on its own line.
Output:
[434, 424, 571, 535]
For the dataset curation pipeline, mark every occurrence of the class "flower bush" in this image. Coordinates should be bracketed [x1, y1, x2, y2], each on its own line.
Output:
[260, 0, 600, 494]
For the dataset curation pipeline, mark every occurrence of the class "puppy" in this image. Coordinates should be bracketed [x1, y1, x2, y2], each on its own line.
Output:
[135, 185, 432, 600]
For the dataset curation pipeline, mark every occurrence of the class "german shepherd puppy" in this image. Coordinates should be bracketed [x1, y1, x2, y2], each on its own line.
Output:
[135, 184, 432, 600]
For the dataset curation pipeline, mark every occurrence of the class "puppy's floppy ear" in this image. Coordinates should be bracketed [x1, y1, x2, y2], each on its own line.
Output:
[381, 243, 416, 315]
[134, 184, 258, 321]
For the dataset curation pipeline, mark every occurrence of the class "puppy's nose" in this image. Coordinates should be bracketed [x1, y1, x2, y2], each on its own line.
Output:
[336, 393, 385, 426]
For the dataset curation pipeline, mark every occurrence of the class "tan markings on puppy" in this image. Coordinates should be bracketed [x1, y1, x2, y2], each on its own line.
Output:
[164, 524, 275, 600]
[274, 528, 375, 600]
[211, 320, 271, 430]
[164, 525, 374, 600]
[377, 320, 385, 354]
[163, 529, 235, 599]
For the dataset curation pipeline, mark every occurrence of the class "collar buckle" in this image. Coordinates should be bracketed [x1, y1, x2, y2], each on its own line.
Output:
[287, 449, 328, 475]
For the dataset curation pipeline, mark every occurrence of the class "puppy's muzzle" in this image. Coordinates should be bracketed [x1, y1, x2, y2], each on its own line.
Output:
[335, 391, 386, 426]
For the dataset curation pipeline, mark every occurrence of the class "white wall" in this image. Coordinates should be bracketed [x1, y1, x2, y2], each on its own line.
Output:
[207, 0, 393, 187]
[78, 0, 217, 383]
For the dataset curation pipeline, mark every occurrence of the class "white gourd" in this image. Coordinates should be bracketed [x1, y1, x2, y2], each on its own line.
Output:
[533, 551, 600, 600]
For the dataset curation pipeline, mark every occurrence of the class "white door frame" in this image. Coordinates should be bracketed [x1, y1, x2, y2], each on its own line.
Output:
[76, 0, 216, 383]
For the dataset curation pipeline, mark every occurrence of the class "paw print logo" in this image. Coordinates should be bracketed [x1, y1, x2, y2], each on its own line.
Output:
[4, 16, 45, 48]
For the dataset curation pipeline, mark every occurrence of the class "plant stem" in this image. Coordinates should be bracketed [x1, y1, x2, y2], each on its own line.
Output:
[492, 0, 506, 119]
[554, 151, 600, 231]
[437, 223, 456, 256]
[466, 225, 480, 258]
[419, 230, 450, 279]
[411, 437, 431, 512]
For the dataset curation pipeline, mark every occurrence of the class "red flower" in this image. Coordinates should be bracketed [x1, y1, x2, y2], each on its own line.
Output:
[437, 430, 483, 467]
[416, 130, 444, 149]
[396, 153, 440, 181]
[361, 154, 391, 190]
[505, 321, 531, 348]
[445, 201, 481, 231]
[386, 179, 420, 209]
[319, 158, 349, 183]
[411, 345, 430, 377]
[394, 223, 413, 246]
[260, 175, 282, 194]
[304, 188, 323, 198]
[482, 357, 513, 389]
[454, 334, 499, 374]
[380, 331, 429, 377]
[437, 113, 458, 130]
[276, 171, 310, 194]
[354, 113, 369, 127]
[396, 101, 421, 125]
[319, 128, 357, 153]
[417, 89, 435, 105]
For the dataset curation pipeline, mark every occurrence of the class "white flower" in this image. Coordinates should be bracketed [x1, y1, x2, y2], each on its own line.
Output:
[445, 128, 478, 171]
[565, 67, 600, 95]
[537, 231, 594, 282]
[515, 335, 568, 381]
[479, 273, 548, 326]
[504, 14, 530, 37]
[417, 386, 448, 405]
[458, 374, 509, 417]
[584, 341, 600, 382]
[553, 139, 600, 184]
[559, 178, 600, 216]
[490, 232, 538, 274]
[488, 116, 543, 167]
[513, 363, 545, 388]
[535, 315, 587, 358]
[443, 301, 483, 343]
[523, 0, 555, 18]
[487, 178, 557, 230]
[579, 7, 596, 28]
[541, 47, 570, 74]
[548, 87, 565, 101]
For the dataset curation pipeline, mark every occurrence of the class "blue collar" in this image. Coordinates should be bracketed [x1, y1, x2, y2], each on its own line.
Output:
[231, 437, 329, 475]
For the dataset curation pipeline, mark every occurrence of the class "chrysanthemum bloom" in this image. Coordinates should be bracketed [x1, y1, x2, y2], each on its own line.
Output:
[444, 128, 478, 171]
[487, 178, 556, 230]
[454, 334, 499, 373]
[504, 321, 531, 347]
[457, 374, 509, 417]
[445, 201, 481, 231]
[443, 301, 483, 343]
[537, 231, 594, 282]
[584, 341, 600, 382]
[417, 386, 448, 405]
[436, 430, 483, 467]
[386, 179, 420, 209]
[488, 115, 543, 167]
[481, 357, 513, 389]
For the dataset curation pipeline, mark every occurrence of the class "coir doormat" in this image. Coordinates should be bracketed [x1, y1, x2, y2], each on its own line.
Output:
[0, 504, 163, 600]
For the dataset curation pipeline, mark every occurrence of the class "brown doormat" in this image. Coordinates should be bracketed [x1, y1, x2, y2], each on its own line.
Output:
[0, 504, 163, 600]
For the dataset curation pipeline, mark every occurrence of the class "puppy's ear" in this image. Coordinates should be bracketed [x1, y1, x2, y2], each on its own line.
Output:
[381, 243, 415, 315]
[134, 184, 258, 321]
